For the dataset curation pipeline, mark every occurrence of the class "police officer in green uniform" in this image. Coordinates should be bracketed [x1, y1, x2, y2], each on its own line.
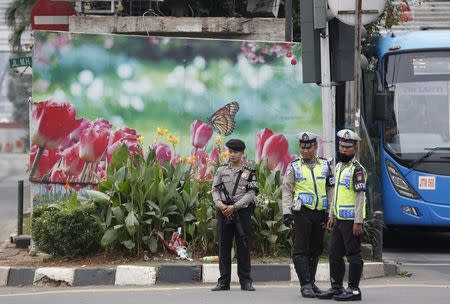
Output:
[282, 132, 334, 298]
[317, 129, 366, 301]
[211, 139, 258, 292]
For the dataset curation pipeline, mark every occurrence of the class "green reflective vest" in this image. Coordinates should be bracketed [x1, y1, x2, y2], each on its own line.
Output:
[334, 161, 367, 220]
[292, 158, 329, 211]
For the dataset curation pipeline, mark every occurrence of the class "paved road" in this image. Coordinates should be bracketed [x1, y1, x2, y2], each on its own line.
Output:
[0, 153, 29, 242]
[384, 229, 450, 284]
[0, 278, 449, 304]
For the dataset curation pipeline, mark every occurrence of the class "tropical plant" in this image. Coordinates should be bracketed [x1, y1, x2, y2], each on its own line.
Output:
[5, 0, 36, 52]
[252, 162, 291, 256]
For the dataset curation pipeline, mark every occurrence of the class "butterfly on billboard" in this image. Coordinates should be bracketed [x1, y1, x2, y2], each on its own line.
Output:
[207, 101, 240, 136]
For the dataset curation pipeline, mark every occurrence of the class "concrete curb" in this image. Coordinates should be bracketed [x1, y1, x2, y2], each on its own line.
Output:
[115, 265, 156, 286]
[0, 262, 397, 287]
[34, 267, 75, 286]
[0, 267, 10, 286]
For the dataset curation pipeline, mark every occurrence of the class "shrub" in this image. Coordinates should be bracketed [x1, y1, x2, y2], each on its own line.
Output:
[31, 193, 103, 258]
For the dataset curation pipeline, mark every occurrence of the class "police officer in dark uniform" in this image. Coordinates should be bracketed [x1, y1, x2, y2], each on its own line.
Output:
[211, 139, 258, 291]
[317, 129, 366, 301]
[282, 132, 334, 298]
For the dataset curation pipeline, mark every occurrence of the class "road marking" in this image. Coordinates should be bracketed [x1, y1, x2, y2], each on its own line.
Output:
[401, 263, 450, 266]
[0, 284, 449, 298]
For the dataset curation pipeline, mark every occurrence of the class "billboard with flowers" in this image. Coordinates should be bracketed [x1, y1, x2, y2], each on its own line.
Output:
[31, 31, 322, 188]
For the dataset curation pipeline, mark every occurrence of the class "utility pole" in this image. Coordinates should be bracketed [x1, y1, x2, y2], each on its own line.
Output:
[285, 0, 293, 41]
[353, 0, 362, 140]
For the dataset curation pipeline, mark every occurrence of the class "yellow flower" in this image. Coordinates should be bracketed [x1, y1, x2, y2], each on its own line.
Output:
[64, 183, 71, 190]
[167, 133, 179, 145]
[220, 150, 229, 159]
[215, 136, 223, 146]
[137, 136, 144, 144]
[178, 156, 186, 164]
[157, 127, 168, 136]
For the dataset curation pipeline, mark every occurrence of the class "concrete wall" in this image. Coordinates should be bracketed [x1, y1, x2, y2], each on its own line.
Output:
[69, 16, 286, 41]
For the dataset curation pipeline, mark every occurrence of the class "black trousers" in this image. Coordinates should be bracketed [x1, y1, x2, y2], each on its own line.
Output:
[293, 207, 327, 258]
[217, 208, 252, 286]
[329, 219, 363, 287]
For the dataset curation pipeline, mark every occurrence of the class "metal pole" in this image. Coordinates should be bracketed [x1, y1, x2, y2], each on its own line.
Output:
[320, 23, 335, 162]
[354, 0, 362, 158]
[285, 0, 293, 41]
[373, 211, 384, 261]
[18, 180, 24, 236]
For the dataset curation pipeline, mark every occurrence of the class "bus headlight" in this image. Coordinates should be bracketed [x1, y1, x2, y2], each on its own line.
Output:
[386, 160, 420, 199]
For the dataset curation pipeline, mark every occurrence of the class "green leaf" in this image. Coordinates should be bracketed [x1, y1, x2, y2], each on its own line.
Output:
[112, 144, 130, 168]
[112, 207, 124, 222]
[184, 213, 196, 222]
[113, 224, 123, 230]
[149, 236, 158, 253]
[101, 228, 118, 247]
[106, 207, 112, 226]
[85, 190, 111, 204]
[117, 181, 131, 195]
[125, 211, 139, 235]
[260, 230, 270, 237]
[121, 240, 135, 250]
[267, 234, 278, 244]
[278, 225, 290, 232]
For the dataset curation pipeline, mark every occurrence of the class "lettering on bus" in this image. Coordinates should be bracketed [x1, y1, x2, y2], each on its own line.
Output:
[418, 176, 436, 190]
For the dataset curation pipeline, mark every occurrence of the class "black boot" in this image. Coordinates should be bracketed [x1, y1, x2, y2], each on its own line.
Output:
[211, 283, 230, 291]
[309, 257, 322, 295]
[316, 260, 345, 300]
[241, 282, 256, 291]
[293, 255, 316, 298]
[333, 263, 363, 301]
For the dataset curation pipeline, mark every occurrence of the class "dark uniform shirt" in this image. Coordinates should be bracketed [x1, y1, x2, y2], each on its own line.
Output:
[212, 164, 258, 210]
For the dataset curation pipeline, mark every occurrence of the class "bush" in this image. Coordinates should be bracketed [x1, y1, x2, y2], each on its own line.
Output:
[31, 194, 103, 258]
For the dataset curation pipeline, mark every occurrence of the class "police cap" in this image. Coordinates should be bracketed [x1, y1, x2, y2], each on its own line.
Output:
[337, 129, 361, 147]
[296, 131, 319, 148]
[225, 139, 246, 152]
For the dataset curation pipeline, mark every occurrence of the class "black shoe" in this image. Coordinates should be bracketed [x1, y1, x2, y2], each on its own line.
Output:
[211, 284, 230, 291]
[316, 287, 345, 299]
[301, 284, 316, 298]
[311, 283, 323, 295]
[241, 283, 255, 291]
[333, 287, 362, 301]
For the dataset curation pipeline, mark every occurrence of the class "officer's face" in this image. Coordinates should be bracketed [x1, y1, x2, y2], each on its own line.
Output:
[339, 144, 357, 156]
[228, 149, 244, 163]
[300, 143, 317, 160]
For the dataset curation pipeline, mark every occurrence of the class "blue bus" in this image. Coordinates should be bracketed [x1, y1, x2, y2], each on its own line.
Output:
[362, 30, 450, 229]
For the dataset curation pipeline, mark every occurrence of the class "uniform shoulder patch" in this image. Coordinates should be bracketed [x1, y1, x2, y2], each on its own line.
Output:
[219, 163, 228, 167]
[290, 158, 300, 164]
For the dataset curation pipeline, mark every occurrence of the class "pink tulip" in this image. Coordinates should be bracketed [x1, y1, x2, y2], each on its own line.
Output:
[210, 148, 219, 164]
[255, 128, 274, 162]
[29, 144, 61, 180]
[61, 143, 86, 176]
[192, 148, 209, 165]
[190, 120, 213, 149]
[260, 133, 289, 171]
[153, 142, 173, 165]
[79, 124, 111, 163]
[30, 100, 81, 150]
[106, 127, 142, 164]
[69, 118, 91, 143]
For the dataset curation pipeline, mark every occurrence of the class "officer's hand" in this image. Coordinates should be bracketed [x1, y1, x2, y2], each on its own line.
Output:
[353, 223, 363, 236]
[223, 205, 235, 217]
[283, 214, 293, 228]
[326, 218, 335, 231]
[219, 203, 227, 213]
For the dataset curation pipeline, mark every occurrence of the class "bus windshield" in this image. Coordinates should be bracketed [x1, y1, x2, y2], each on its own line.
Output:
[384, 80, 450, 158]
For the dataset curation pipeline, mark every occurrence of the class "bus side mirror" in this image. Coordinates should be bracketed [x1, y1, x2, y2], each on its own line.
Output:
[374, 91, 393, 121]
